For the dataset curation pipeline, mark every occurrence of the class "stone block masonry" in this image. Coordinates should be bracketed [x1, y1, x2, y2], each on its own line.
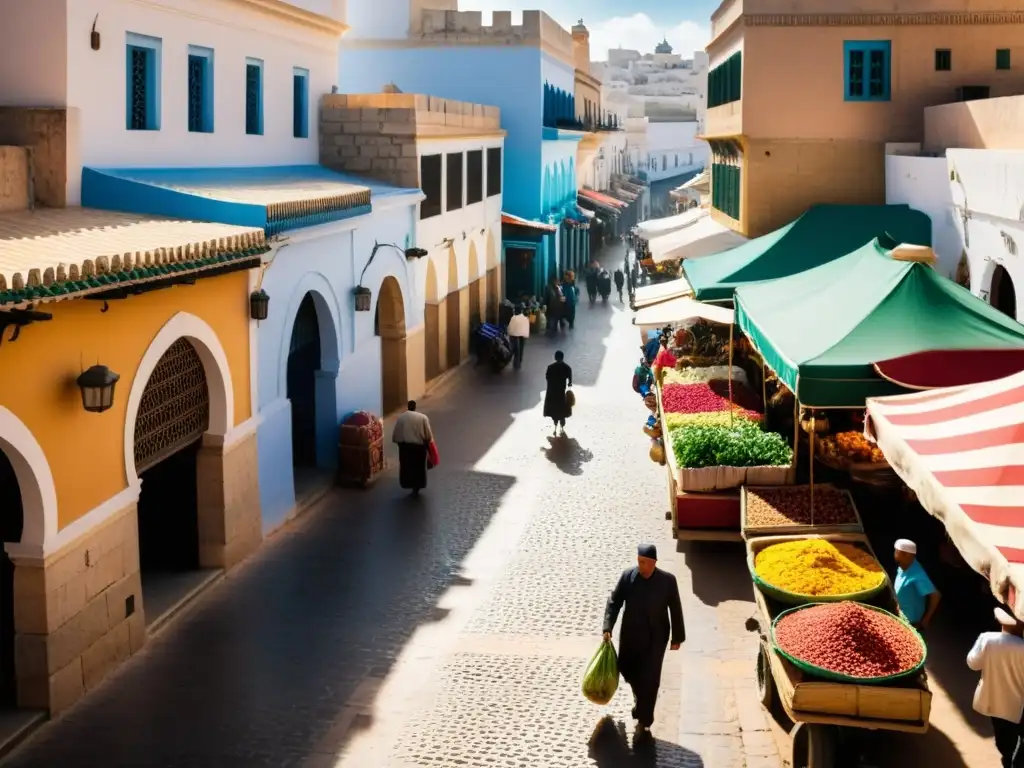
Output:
[319, 94, 502, 189]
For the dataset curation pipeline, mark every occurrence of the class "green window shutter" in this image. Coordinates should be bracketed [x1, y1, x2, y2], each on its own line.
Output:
[709, 69, 717, 108]
[712, 164, 719, 210]
[728, 167, 737, 219]
[997, 48, 1011, 70]
[735, 166, 742, 219]
[733, 52, 742, 101]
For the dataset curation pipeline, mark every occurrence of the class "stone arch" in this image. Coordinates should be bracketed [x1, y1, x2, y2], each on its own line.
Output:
[990, 263, 1018, 320]
[424, 258, 442, 380]
[377, 276, 408, 414]
[446, 246, 464, 368]
[276, 273, 342, 402]
[124, 312, 233, 487]
[468, 241, 484, 329]
[0, 407, 57, 557]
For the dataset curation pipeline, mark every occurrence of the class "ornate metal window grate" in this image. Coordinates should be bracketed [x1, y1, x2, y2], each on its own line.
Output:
[246, 63, 262, 135]
[134, 338, 210, 474]
[129, 46, 150, 130]
[188, 55, 206, 132]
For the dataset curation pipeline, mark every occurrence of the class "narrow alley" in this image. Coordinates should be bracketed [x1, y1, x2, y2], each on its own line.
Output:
[3, 245, 779, 768]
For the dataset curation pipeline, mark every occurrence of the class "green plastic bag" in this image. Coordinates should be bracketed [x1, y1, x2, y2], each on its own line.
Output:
[582, 639, 619, 705]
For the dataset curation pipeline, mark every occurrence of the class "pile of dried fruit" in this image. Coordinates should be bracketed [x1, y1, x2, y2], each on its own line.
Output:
[818, 431, 887, 464]
[775, 602, 924, 678]
[754, 539, 885, 596]
[745, 486, 858, 528]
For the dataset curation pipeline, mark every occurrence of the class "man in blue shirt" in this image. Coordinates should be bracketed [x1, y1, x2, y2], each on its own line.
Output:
[894, 538, 941, 630]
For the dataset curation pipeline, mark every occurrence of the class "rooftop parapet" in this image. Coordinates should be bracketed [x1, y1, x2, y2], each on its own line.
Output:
[415, 9, 574, 62]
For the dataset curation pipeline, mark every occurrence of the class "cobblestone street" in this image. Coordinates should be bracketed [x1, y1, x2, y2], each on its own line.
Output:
[4, 245, 781, 768]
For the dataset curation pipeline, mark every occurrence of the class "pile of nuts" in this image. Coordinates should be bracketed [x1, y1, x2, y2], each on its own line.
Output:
[745, 486, 857, 528]
[775, 601, 923, 678]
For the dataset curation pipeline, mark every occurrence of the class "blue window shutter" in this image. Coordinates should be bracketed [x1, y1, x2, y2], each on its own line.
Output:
[127, 45, 149, 129]
[188, 55, 204, 132]
[844, 41, 891, 102]
[246, 62, 262, 134]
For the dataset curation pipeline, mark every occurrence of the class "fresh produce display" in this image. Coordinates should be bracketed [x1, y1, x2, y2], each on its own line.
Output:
[661, 382, 760, 420]
[670, 420, 792, 469]
[818, 430, 887, 464]
[774, 602, 924, 679]
[663, 366, 748, 386]
[665, 411, 759, 429]
[581, 639, 619, 705]
[745, 486, 858, 528]
[754, 539, 885, 596]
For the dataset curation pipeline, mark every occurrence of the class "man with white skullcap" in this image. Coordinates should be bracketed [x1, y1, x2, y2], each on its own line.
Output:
[893, 538, 941, 631]
[968, 607, 1024, 767]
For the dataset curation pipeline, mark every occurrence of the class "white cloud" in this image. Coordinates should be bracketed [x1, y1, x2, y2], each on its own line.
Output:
[571, 14, 710, 61]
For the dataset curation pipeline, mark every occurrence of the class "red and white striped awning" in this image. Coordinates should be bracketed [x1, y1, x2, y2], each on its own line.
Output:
[866, 370, 1024, 618]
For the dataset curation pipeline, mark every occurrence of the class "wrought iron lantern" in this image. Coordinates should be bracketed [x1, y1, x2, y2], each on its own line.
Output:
[405, 247, 428, 260]
[249, 289, 270, 321]
[353, 285, 372, 312]
[77, 365, 120, 413]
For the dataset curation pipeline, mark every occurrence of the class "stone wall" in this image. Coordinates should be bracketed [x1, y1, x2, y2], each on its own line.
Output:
[13, 503, 145, 714]
[416, 9, 574, 61]
[0, 107, 67, 208]
[0, 146, 30, 212]
[319, 93, 501, 189]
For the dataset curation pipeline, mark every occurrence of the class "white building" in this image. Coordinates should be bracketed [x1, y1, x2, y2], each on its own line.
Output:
[885, 95, 1024, 321]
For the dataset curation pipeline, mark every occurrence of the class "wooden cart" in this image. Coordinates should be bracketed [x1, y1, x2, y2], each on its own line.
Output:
[747, 533, 932, 767]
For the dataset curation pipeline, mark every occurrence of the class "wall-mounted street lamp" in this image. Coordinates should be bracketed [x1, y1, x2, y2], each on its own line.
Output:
[352, 241, 427, 311]
[77, 365, 119, 413]
[249, 289, 270, 320]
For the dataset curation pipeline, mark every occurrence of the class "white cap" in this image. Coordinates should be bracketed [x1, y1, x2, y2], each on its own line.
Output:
[894, 539, 917, 554]
[995, 607, 1022, 627]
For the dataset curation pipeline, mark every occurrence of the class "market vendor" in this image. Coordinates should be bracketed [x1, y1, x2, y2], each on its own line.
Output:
[893, 539, 941, 631]
[967, 607, 1024, 768]
[633, 357, 654, 397]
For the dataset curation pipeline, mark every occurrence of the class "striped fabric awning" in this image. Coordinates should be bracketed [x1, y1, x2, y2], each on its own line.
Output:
[579, 188, 628, 209]
[866, 370, 1024, 618]
[501, 213, 557, 232]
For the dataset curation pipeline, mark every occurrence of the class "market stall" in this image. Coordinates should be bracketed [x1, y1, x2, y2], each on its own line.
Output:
[746, 531, 932, 766]
[636, 206, 705, 240]
[865, 369, 1024, 620]
[683, 203, 931, 302]
[632, 276, 692, 309]
[633, 296, 733, 339]
[644, 210, 746, 263]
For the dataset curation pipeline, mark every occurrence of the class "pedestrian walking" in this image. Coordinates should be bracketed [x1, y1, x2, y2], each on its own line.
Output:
[598, 270, 612, 304]
[507, 304, 529, 370]
[543, 350, 572, 436]
[893, 539, 941, 631]
[603, 543, 684, 734]
[392, 400, 436, 496]
[968, 607, 1024, 767]
[561, 272, 578, 330]
[614, 268, 625, 302]
[585, 268, 598, 305]
[545, 277, 564, 337]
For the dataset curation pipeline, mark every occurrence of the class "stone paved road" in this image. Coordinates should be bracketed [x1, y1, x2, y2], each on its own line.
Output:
[4, 244, 781, 768]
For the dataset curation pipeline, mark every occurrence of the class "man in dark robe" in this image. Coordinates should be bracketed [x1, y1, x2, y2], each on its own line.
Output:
[392, 400, 434, 495]
[603, 543, 684, 733]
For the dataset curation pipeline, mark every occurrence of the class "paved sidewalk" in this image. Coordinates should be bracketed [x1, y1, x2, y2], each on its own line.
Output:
[4, 243, 781, 768]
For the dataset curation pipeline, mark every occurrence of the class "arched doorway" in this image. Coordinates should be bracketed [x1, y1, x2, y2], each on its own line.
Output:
[133, 338, 209, 621]
[468, 242, 483, 330]
[377, 276, 407, 414]
[446, 247, 462, 369]
[486, 230, 500, 319]
[287, 294, 321, 468]
[991, 264, 1017, 319]
[0, 449, 22, 708]
[425, 259, 442, 380]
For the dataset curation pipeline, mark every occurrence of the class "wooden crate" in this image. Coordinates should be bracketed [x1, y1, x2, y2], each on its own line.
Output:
[741, 485, 865, 539]
[749, 533, 931, 731]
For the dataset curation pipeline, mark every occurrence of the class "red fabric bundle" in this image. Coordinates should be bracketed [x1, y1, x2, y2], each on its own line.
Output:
[427, 440, 440, 468]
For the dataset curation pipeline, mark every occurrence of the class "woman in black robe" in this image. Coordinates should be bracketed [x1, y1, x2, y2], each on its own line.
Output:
[543, 350, 572, 436]
[602, 543, 685, 733]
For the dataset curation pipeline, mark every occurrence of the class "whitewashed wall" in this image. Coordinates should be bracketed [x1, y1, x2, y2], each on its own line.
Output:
[644, 121, 707, 182]
[885, 154, 963, 279]
[948, 148, 1024, 318]
[256, 195, 420, 531]
[59, 0, 340, 203]
[415, 135, 504, 301]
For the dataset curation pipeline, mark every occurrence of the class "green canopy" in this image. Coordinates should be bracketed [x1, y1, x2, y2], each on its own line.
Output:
[735, 238, 1024, 407]
[683, 204, 932, 301]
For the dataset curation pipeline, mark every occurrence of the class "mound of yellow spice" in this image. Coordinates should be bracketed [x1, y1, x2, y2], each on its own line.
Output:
[754, 539, 885, 596]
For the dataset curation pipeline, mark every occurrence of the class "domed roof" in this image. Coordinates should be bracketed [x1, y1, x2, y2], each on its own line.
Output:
[655, 37, 673, 54]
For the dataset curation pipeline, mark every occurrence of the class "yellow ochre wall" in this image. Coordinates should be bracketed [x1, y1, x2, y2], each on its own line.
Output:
[0, 270, 252, 528]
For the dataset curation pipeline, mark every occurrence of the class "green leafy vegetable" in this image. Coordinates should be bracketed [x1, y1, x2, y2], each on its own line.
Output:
[669, 421, 792, 468]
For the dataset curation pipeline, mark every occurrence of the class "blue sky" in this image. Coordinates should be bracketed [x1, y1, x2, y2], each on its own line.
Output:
[457, 0, 719, 60]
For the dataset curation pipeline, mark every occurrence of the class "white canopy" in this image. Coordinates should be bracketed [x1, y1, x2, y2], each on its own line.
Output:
[635, 207, 705, 240]
[633, 277, 692, 308]
[648, 214, 747, 263]
[633, 295, 734, 330]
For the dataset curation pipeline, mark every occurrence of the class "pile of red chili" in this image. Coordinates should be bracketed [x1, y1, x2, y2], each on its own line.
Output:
[774, 601, 923, 678]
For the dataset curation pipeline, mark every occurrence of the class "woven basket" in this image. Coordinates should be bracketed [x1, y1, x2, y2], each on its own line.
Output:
[748, 539, 888, 605]
[770, 602, 927, 684]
